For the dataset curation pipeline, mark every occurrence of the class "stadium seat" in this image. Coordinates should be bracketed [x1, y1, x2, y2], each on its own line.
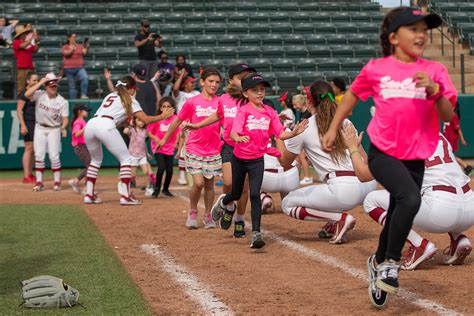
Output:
[204, 23, 227, 36]
[17, 14, 36, 25]
[32, 47, 46, 60]
[293, 23, 314, 34]
[46, 48, 63, 61]
[80, 14, 100, 24]
[122, 14, 142, 24]
[86, 60, 106, 75]
[37, 14, 58, 25]
[261, 46, 285, 59]
[340, 58, 364, 71]
[370, 14, 384, 23]
[47, 25, 70, 36]
[63, 4, 85, 14]
[327, 34, 348, 45]
[115, 24, 137, 36]
[366, 34, 379, 45]
[249, 58, 272, 72]
[58, 14, 79, 24]
[106, 36, 129, 48]
[351, 12, 373, 23]
[332, 12, 352, 23]
[237, 2, 257, 13]
[268, 12, 291, 23]
[202, 60, 223, 72]
[207, 13, 227, 24]
[285, 46, 308, 59]
[261, 34, 283, 46]
[195, 35, 217, 47]
[227, 23, 249, 35]
[72, 25, 91, 36]
[310, 13, 331, 23]
[95, 48, 118, 60]
[299, 71, 325, 86]
[299, 2, 321, 12]
[86, 4, 108, 14]
[316, 58, 340, 71]
[214, 47, 238, 60]
[271, 58, 294, 72]
[150, 3, 171, 12]
[237, 46, 261, 59]
[320, 3, 342, 12]
[290, 12, 311, 24]
[347, 34, 369, 45]
[217, 35, 239, 47]
[314, 23, 337, 34]
[212, 2, 236, 12]
[187, 59, 202, 74]
[307, 45, 331, 58]
[335, 22, 358, 34]
[323, 71, 350, 84]
[101, 14, 121, 24]
[240, 34, 261, 47]
[88, 35, 106, 48]
[348, 70, 360, 83]
[174, 35, 195, 47]
[147, 13, 164, 24]
[40, 36, 62, 48]
[47, 4, 65, 14]
[173, 3, 194, 13]
[257, 2, 277, 13]
[249, 23, 271, 35]
[166, 13, 186, 24]
[293, 58, 316, 72]
[280, 3, 300, 12]
[353, 45, 378, 58]
[167, 47, 189, 60]
[271, 22, 294, 34]
[108, 4, 127, 13]
[358, 22, 380, 34]
[330, 45, 354, 58]
[182, 24, 205, 36]
[88, 24, 113, 36]
[228, 13, 248, 24]
[160, 24, 182, 36]
[187, 13, 207, 24]
[304, 34, 327, 45]
[23, 4, 44, 14]
[260, 71, 276, 88]
[282, 34, 305, 46]
[360, 3, 381, 13]
[36, 61, 59, 74]
[274, 71, 301, 93]
[189, 47, 214, 60]
[129, 3, 151, 13]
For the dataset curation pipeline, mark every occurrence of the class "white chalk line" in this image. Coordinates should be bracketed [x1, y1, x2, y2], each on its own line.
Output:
[141, 244, 234, 316]
[177, 194, 463, 316]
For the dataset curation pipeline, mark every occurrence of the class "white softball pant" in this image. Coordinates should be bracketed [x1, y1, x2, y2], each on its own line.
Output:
[34, 125, 61, 167]
[84, 117, 131, 167]
[281, 176, 377, 215]
[261, 166, 300, 194]
[364, 189, 474, 234]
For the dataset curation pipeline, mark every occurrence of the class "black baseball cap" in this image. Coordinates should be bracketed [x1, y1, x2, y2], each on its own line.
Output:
[241, 74, 270, 91]
[132, 64, 147, 80]
[387, 7, 442, 34]
[228, 63, 256, 78]
[73, 103, 92, 112]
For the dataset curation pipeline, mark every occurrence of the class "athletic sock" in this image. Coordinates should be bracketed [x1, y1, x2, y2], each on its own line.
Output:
[85, 164, 100, 198]
[35, 160, 45, 185]
[367, 207, 387, 225]
[119, 165, 132, 198]
[51, 161, 61, 185]
[288, 207, 342, 221]
[235, 215, 245, 222]
[407, 230, 424, 248]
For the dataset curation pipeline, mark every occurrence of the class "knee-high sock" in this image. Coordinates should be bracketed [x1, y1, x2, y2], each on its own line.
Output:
[287, 206, 343, 222]
[119, 165, 132, 198]
[35, 160, 45, 185]
[367, 207, 424, 248]
[51, 161, 61, 185]
[85, 163, 100, 198]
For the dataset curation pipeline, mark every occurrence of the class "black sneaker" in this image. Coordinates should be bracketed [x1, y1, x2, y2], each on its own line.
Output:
[376, 259, 400, 294]
[367, 255, 388, 309]
[250, 231, 265, 249]
[162, 190, 174, 197]
[152, 189, 160, 198]
[220, 208, 235, 230]
[464, 165, 473, 176]
[234, 221, 246, 238]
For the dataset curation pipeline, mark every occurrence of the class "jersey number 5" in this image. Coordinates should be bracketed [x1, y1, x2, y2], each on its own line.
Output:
[425, 137, 453, 168]
[103, 95, 117, 108]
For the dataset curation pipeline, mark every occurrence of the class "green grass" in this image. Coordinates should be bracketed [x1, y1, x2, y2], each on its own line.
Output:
[0, 204, 152, 315]
[0, 168, 120, 180]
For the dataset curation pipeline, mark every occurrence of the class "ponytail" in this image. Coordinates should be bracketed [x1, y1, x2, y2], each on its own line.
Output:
[310, 81, 347, 164]
[115, 76, 136, 117]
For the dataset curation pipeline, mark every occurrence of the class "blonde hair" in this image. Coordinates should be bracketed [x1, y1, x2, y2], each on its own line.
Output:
[310, 81, 347, 164]
[292, 94, 307, 106]
[115, 76, 135, 117]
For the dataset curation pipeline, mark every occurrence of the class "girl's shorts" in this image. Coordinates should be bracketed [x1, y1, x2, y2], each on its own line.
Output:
[185, 152, 222, 179]
[131, 155, 147, 167]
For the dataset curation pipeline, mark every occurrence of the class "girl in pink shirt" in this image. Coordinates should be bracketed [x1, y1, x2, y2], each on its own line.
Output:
[147, 97, 180, 198]
[321, 7, 456, 303]
[68, 104, 92, 194]
[159, 67, 223, 229]
[211, 73, 307, 249]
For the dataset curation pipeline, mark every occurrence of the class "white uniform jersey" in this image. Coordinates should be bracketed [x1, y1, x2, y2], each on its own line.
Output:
[285, 115, 353, 182]
[94, 92, 143, 125]
[422, 134, 470, 191]
[176, 90, 200, 114]
[34, 91, 69, 127]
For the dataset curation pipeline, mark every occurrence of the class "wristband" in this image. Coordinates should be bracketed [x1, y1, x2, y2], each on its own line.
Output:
[350, 150, 359, 157]
[427, 82, 444, 102]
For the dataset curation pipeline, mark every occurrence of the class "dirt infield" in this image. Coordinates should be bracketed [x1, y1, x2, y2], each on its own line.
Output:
[2, 175, 473, 315]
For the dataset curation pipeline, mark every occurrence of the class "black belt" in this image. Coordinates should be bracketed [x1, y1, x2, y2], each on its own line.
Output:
[38, 123, 60, 128]
[94, 115, 114, 120]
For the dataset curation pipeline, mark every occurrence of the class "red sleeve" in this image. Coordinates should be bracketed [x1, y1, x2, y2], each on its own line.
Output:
[177, 100, 193, 121]
[453, 114, 460, 131]
[12, 39, 21, 51]
[350, 60, 374, 102]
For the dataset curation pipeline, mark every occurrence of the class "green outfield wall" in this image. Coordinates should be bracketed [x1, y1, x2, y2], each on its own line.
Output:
[1, 95, 473, 170]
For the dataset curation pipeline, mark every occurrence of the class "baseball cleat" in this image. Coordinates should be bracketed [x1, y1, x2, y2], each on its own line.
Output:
[375, 259, 400, 294]
[162, 190, 174, 197]
[318, 222, 336, 239]
[53, 184, 61, 191]
[234, 221, 246, 238]
[250, 231, 265, 249]
[32, 183, 44, 192]
[211, 194, 226, 222]
[177, 177, 188, 185]
[444, 234, 472, 265]
[68, 179, 81, 194]
[203, 213, 217, 229]
[401, 239, 437, 270]
[367, 254, 388, 309]
[186, 209, 198, 229]
[329, 213, 356, 244]
[144, 187, 154, 196]
[120, 195, 142, 205]
[83, 195, 102, 204]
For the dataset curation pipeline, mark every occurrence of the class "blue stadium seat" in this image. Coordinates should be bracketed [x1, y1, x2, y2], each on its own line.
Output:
[216, 35, 239, 47]
[214, 47, 238, 60]
[285, 46, 308, 59]
[207, 13, 227, 24]
[182, 24, 205, 36]
[330, 45, 354, 58]
[271, 58, 294, 72]
[293, 58, 316, 72]
[316, 58, 340, 72]
[248, 58, 272, 72]
[174, 35, 195, 47]
[261, 46, 285, 59]
[282, 34, 305, 46]
[204, 23, 227, 36]
[195, 35, 217, 47]
[227, 23, 249, 35]
[307, 45, 331, 58]
[189, 47, 214, 60]
[261, 34, 283, 46]
[237, 46, 261, 59]
[240, 35, 261, 47]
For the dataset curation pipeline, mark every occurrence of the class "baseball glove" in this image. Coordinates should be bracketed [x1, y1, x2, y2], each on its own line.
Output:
[20, 275, 80, 309]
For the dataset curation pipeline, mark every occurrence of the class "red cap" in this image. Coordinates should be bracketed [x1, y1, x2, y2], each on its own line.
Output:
[181, 76, 195, 89]
[277, 91, 288, 102]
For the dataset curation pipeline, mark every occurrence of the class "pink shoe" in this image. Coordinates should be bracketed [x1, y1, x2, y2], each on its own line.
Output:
[401, 239, 437, 270]
[186, 209, 198, 229]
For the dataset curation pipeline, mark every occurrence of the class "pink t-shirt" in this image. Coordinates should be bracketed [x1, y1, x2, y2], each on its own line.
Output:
[62, 44, 85, 69]
[147, 114, 180, 155]
[177, 94, 221, 157]
[128, 127, 148, 158]
[71, 118, 86, 147]
[232, 102, 285, 160]
[351, 55, 457, 160]
[216, 93, 239, 147]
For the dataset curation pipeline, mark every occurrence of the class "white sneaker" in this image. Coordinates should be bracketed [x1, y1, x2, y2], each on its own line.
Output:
[53, 185, 61, 191]
[145, 187, 154, 196]
[299, 177, 314, 185]
[186, 209, 198, 229]
[84, 195, 102, 204]
[33, 184, 44, 192]
[68, 179, 81, 194]
[120, 195, 142, 205]
[177, 177, 188, 185]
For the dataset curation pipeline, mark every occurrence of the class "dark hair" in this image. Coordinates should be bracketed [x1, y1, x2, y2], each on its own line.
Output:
[310, 81, 347, 164]
[66, 32, 77, 45]
[116, 76, 136, 117]
[175, 55, 186, 62]
[225, 70, 257, 100]
[380, 7, 409, 57]
[332, 77, 346, 92]
[158, 50, 168, 58]
[156, 96, 176, 115]
[71, 103, 87, 130]
[26, 71, 37, 82]
[200, 67, 222, 81]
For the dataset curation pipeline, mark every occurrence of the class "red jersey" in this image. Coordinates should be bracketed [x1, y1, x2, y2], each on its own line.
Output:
[443, 113, 460, 152]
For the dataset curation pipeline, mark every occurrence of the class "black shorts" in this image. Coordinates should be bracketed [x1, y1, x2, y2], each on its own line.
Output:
[23, 120, 35, 142]
[221, 143, 234, 164]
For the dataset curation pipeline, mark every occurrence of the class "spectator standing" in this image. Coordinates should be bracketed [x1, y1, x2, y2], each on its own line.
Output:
[62, 33, 89, 99]
[0, 16, 19, 47]
[277, 91, 296, 129]
[17, 72, 39, 183]
[13, 25, 39, 94]
[292, 93, 314, 185]
[132, 64, 161, 116]
[331, 77, 347, 105]
[134, 19, 162, 79]
[174, 55, 194, 79]
[157, 51, 175, 97]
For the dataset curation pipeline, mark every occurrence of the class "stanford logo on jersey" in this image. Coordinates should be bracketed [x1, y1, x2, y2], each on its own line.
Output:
[159, 123, 170, 132]
[195, 105, 217, 117]
[223, 105, 237, 118]
[379, 76, 427, 100]
[246, 115, 270, 131]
